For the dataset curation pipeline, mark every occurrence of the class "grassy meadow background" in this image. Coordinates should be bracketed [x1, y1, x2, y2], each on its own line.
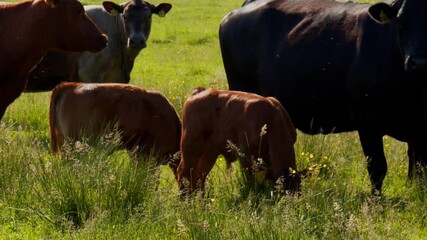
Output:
[1, 0, 427, 238]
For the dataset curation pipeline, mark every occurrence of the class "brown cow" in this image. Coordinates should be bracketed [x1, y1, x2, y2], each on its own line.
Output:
[177, 87, 300, 196]
[0, 0, 107, 120]
[49, 82, 182, 174]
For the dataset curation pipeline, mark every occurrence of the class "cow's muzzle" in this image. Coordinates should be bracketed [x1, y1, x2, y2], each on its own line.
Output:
[129, 36, 147, 50]
[405, 55, 427, 73]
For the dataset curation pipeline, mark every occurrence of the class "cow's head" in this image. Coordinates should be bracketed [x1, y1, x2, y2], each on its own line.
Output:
[369, 0, 427, 74]
[103, 0, 172, 50]
[36, 0, 107, 53]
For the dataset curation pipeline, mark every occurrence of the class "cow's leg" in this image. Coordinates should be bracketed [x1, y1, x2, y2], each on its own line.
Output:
[407, 142, 427, 178]
[52, 129, 65, 154]
[0, 103, 7, 121]
[408, 143, 417, 178]
[221, 151, 235, 173]
[178, 135, 207, 195]
[177, 152, 199, 195]
[358, 130, 387, 195]
[168, 152, 181, 181]
[178, 142, 199, 194]
[0, 85, 12, 119]
[0, 80, 26, 120]
[178, 146, 218, 196]
[193, 149, 220, 193]
[237, 157, 258, 192]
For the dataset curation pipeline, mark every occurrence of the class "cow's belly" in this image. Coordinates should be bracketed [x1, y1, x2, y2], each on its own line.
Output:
[283, 94, 355, 134]
[256, 63, 354, 134]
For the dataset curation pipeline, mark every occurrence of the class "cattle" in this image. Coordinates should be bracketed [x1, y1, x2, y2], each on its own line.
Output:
[25, 0, 172, 92]
[0, 0, 107, 120]
[49, 82, 181, 174]
[177, 87, 300, 196]
[219, 0, 427, 194]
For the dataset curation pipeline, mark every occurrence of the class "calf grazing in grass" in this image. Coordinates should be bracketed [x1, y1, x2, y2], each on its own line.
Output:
[0, 0, 107, 120]
[177, 87, 300, 196]
[49, 82, 181, 174]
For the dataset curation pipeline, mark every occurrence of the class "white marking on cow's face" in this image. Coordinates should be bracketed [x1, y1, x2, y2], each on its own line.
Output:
[76, 83, 100, 93]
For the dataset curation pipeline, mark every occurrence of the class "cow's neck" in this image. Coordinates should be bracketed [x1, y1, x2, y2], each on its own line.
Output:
[0, 1, 52, 83]
[359, 16, 404, 79]
[126, 48, 141, 62]
[112, 15, 142, 65]
[111, 14, 127, 50]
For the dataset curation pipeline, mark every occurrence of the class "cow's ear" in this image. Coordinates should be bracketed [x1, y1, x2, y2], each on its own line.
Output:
[368, 2, 398, 24]
[152, 3, 172, 17]
[191, 87, 206, 96]
[103, 1, 123, 16]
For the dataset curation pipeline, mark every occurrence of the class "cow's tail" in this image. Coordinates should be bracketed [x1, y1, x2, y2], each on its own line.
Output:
[49, 82, 74, 153]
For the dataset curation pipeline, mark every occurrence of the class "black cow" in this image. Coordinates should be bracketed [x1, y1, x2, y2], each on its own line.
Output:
[219, 0, 427, 194]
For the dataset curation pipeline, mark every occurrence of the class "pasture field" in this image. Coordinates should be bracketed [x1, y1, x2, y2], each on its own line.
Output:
[1, 0, 427, 238]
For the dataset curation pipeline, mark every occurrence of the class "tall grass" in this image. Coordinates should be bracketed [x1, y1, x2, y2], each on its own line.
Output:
[1, 0, 427, 238]
[33, 132, 160, 227]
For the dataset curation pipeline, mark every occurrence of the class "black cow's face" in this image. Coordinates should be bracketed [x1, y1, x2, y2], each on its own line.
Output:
[369, 0, 427, 74]
[103, 0, 172, 50]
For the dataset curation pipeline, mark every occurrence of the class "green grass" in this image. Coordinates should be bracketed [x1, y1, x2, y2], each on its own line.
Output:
[1, 0, 427, 238]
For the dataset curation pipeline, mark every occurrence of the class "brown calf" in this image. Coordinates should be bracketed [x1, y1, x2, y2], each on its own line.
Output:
[49, 82, 181, 173]
[177, 87, 300, 196]
[0, 0, 107, 120]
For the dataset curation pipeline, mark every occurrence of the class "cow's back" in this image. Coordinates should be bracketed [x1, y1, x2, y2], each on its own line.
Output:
[183, 89, 292, 152]
[51, 83, 181, 160]
[220, 0, 374, 134]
